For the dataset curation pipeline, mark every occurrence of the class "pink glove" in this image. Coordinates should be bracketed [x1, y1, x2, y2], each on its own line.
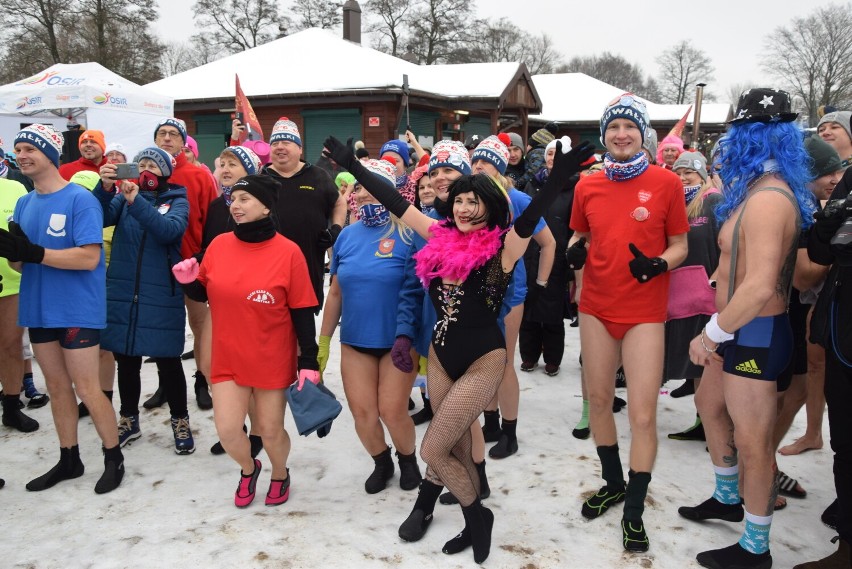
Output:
[172, 257, 199, 284]
[297, 369, 320, 391]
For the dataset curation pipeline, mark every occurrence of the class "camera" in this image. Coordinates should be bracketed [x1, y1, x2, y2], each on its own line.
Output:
[825, 194, 852, 257]
[113, 163, 139, 179]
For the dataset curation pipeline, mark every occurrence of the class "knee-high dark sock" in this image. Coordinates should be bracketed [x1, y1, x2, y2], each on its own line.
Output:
[624, 470, 651, 521]
[500, 418, 517, 442]
[597, 444, 625, 490]
[483, 410, 500, 432]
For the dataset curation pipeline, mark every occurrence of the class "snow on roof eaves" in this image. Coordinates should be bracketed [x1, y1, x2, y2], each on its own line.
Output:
[147, 28, 521, 102]
[529, 73, 732, 125]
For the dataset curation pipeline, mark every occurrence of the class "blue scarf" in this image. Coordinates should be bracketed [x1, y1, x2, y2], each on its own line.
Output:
[222, 186, 233, 206]
[684, 183, 702, 205]
[0, 161, 7, 179]
[603, 151, 649, 182]
[420, 204, 435, 215]
[359, 203, 390, 227]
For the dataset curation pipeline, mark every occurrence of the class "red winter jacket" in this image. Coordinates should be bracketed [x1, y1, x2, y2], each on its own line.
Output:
[169, 151, 218, 260]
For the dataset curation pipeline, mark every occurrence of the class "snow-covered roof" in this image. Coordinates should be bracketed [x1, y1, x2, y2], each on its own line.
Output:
[146, 28, 527, 102]
[530, 73, 732, 125]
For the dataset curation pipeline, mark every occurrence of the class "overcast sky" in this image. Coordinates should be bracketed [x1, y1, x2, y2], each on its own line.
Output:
[156, 0, 842, 104]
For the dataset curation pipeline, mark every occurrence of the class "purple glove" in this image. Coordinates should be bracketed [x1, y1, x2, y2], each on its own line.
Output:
[296, 369, 320, 391]
[391, 335, 413, 373]
[172, 257, 199, 284]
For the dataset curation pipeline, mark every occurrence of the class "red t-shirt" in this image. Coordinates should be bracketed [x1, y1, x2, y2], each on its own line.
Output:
[198, 233, 318, 389]
[570, 166, 689, 323]
[169, 151, 219, 260]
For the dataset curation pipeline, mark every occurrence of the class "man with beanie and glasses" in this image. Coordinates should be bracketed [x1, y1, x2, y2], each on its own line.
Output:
[0, 124, 124, 494]
[569, 94, 688, 552]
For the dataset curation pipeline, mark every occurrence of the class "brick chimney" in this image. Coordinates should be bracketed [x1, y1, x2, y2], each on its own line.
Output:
[343, 0, 361, 44]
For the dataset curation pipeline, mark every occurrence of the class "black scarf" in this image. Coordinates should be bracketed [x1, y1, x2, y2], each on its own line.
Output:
[234, 216, 276, 243]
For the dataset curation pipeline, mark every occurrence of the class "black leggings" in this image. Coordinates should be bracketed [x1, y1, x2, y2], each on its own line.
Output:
[421, 346, 505, 506]
[518, 319, 565, 365]
[115, 354, 187, 418]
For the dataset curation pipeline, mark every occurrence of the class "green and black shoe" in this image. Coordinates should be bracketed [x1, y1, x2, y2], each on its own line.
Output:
[581, 485, 625, 519]
[622, 518, 649, 552]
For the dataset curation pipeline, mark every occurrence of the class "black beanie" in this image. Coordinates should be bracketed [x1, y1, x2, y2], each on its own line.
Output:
[231, 174, 280, 209]
[805, 135, 842, 179]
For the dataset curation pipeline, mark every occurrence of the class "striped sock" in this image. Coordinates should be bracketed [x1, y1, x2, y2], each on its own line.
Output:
[738, 511, 772, 554]
[712, 465, 740, 505]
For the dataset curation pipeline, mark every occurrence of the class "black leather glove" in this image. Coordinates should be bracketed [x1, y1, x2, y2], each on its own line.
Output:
[317, 224, 342, 249]
[0, 222, 45, 263]
[322, 136, 356, 171]
[514, 141, 596, 238]
[565, 237, 587, 270]
[813, 202, 846, 244]
[628, 243, 667, 283]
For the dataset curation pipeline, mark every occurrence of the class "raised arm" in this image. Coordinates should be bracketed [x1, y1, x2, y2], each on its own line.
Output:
[502, 141, 595, 271]
[323, 136, 437, 239]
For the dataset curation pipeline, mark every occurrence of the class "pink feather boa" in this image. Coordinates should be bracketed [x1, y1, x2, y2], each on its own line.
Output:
[414, 222, 506, 287]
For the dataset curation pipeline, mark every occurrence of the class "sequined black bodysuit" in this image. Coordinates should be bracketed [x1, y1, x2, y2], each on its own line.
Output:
[428, 250, 514, 380]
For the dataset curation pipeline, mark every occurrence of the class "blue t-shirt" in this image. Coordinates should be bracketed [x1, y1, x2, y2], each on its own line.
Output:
[14, 183, 106, 329]
[507, 188, 546, 306]
[331, 221, 415, 348]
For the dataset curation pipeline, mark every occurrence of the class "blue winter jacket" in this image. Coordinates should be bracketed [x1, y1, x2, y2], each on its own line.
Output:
[94, 182, 189, 357]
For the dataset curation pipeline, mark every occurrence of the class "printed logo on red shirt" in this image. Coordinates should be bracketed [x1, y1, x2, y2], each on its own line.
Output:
[247, 289, 276, 304]
[638, 190, 652, 203]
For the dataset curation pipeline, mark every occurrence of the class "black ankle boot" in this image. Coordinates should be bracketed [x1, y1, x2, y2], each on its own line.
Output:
[194, 371, 213, 410]
[364, 446, 394, 494]
[439, 459, 491, 505]
[142, 386, 166, 409]
[399, 480, 443, 542]
[454, 500, 494, 564]
[411, 393, 433, 425]
[2, 395, 39, 433]
[95, 445, 125, 494]
[26, 445, 85, 491]
[396, 450, 422, 491]
[482, 410, 501, 442]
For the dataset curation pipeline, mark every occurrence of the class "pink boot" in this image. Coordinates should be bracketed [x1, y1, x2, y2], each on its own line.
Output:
[234, 459, 262, 508]
[266, 469, 291, 506]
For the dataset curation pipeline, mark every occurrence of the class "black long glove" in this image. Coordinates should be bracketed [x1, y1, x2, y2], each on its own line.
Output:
[291, 307, 320, 371]
[566, 237, 588, 270]
[0, 222, 45, 263]
[628, 243, 668, 283]
[323, 136, 411, 219]
[514, 141, 595, 238]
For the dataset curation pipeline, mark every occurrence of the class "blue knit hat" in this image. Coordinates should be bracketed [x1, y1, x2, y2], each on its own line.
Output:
[428, 140, 471, 175]
[380, 139, 410, 167]
[270, 117, 302, 147]
[154, 118, 187, 143]
[223, 146, 261, 175]
[471, 134, 511, 175]
[134, 147, 175, 177]
[600, 93, 649, 145]
[14, 124, 63, 168]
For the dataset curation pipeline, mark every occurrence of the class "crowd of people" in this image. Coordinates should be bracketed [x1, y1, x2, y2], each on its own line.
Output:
[0, 86, 850, 569]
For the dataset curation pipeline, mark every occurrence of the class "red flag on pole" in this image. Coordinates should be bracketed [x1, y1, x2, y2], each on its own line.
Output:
[235, 74, 264, 142]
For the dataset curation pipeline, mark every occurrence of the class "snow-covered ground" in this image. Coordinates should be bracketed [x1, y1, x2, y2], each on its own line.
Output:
[1, 294, 837, 569]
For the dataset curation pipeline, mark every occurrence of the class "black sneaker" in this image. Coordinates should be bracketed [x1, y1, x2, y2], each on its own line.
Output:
[572, 426, 590, 440]
[581, 485, 625, 519]
[622, 518, 649, 552]
[696, 543, 771, 569]
[679, 497, 744, 522]
[520, 361, 537, 372]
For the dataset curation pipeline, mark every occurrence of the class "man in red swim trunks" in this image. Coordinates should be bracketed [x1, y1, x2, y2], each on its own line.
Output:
[567, 93, 689, 552]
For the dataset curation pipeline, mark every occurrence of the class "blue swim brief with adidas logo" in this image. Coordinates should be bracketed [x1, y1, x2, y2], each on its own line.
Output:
[718, 314, 792, 383]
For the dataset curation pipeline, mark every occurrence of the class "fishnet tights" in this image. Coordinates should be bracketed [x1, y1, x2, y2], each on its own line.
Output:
[421, 346, 506, 507]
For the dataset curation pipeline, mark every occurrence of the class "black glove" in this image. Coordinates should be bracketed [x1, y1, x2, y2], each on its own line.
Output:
[813, 203, 846, 244]
[317, 224, 342, 249]
[525, 281, 546, 308]
[322, 136, 356, 171]
[565, 237, 587, 270]
[0, 222, 45, 263]
[514, 141, 596, 238]
[628, 243, 667, 283]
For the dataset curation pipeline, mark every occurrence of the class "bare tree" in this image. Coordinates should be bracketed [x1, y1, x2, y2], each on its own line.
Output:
[726, 82, 758, 108]
[655, 40, 715, 104]
[763, 3, 852, 126]
[0, 0, 72, 64]
[192, 0, 283, 53]
[406, 0, 475, 64]
[366, 0, 413, 57]
[519, 32, 563, 74]
[291, 0, 342, 30]
[559, 52, 647, 93]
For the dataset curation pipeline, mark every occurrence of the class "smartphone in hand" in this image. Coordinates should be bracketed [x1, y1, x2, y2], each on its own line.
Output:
[113, 163, 140, 179]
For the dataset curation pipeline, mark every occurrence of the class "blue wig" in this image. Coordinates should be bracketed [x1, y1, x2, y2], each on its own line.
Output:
[715, 121, 815, 229]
